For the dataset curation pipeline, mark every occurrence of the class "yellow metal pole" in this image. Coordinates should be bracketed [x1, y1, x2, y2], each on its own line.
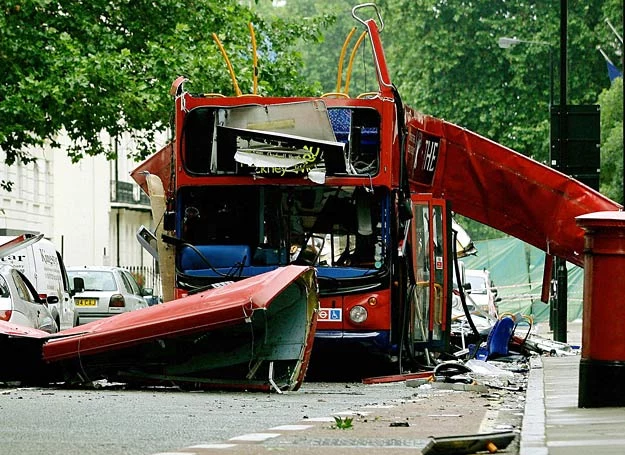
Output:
[343, 31, 367, 94]
[336, 27, 357, 93]
[211, 33, 242, 96]
[249, 23, 258, 95]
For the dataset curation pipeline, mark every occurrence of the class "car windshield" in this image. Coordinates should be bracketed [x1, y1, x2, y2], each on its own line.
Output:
[467, 275, 487, 294]
[69, 271, 117, 292]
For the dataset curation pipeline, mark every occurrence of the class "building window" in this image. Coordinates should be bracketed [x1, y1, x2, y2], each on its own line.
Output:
[33, 163, 40, 199]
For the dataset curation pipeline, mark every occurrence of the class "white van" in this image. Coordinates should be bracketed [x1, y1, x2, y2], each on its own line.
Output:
[0, 234, 77, 329]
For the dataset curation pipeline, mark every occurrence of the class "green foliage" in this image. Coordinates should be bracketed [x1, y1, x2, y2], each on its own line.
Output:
[4, 0, 622, 214]
[0, 0, 324, 171]
[332, 415, 354, 430]
[456, 215, 507, 242]
[257, 1, 382, 97]
[379, 0, 612, 165]
[598, 77, 624, 203]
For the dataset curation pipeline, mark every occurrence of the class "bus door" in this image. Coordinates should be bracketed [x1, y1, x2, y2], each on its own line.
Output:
[408, 194, 452, 353]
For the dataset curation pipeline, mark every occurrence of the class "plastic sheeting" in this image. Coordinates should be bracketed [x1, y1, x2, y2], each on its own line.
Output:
[461, 237, 583, 323]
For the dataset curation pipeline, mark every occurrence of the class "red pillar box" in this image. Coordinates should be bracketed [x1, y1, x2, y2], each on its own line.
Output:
[576, 211, 625, 407]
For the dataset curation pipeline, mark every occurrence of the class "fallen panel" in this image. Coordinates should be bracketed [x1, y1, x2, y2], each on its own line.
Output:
[41, 265, 318, 391]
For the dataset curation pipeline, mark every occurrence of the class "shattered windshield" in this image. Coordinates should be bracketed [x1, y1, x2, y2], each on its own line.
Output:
[177, 185, 388, 277]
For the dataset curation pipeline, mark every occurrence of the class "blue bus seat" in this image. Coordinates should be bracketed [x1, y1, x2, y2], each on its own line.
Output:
[179, 244, 252, 272]
[316, 267, 376, 279]
[183, 265, 278, 278]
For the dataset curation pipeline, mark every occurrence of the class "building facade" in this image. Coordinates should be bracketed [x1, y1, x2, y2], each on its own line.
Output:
[1, 131, 166, 295]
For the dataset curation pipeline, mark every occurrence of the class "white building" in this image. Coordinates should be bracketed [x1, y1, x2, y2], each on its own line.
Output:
[1, 147, 54, 236]
[1, 131, 167, 294]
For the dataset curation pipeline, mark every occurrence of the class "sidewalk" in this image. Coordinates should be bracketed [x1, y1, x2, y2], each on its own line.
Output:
[521, 321, 625, 455]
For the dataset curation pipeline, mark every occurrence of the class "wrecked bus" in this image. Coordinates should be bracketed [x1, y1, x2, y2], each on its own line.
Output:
[133, 4, 455, 368]
[131, 3, 620, 371]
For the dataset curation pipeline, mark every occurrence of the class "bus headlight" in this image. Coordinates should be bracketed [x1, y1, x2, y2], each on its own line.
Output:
[349, 305, 368, 324]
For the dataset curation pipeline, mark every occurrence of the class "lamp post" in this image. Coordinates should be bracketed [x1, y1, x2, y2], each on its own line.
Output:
[498, 37, 554, 108]
[498, 35, 566, 340]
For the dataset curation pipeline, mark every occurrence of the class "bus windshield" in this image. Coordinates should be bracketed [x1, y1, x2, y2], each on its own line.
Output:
[176, 185, 389, 287]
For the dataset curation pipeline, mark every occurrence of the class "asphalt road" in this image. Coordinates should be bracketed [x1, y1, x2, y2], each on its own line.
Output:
[0, 380, 414, 455]
[0, 368, 525, 455]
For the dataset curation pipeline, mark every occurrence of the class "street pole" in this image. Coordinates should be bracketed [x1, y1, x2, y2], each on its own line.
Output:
[554, 0, 568, 343]
[498, 36, 559, 334]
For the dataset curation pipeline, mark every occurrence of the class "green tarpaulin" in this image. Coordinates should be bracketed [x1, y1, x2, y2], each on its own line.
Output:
[460, 237, 583, 323]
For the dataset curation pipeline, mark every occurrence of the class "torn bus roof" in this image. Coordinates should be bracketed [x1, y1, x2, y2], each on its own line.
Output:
[1, 266, 319, 392]
[130, 141, 174, 197]
[43, 265, 318, 392]
[406, 112, 621, 267]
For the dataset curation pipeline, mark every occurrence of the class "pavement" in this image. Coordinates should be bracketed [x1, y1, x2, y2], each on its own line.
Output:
[520, 321, 625, 455]
[152, 320, 625, 455]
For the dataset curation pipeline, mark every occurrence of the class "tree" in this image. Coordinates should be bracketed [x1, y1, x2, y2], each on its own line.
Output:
[379, 0, 617, 239]
[256, 1, 385, 97]
[598, 77, 623, 203]
[379, 1, 610, 162]
[0, 0, 326, 190]
[596, 0, 624, 204]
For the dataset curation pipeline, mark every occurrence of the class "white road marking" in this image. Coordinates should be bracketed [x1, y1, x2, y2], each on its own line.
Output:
[229, 433, 281, 442]
[479, 409, 500, 433]
[269, 424, 314, 430]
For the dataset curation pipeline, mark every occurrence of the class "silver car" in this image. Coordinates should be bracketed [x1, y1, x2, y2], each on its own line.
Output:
[0, 264, 58, 333]
[67, 266, 149, 325]
[466, 269, 501, 317]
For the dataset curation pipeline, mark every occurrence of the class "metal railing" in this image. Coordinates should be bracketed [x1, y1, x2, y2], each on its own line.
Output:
[111, 180, 150, 206]
[124, 265, 162, 299]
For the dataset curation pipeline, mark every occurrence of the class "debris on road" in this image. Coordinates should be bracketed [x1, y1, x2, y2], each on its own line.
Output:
[421, 430, 517, 455]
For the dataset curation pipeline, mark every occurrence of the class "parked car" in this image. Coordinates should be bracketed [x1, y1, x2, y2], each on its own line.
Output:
[142, 292, 162, 306]
[0, 234, 78, 329]
[67, 266, 149, 325]
[0, 264, 58, 333]
[466, 268, 501, 316]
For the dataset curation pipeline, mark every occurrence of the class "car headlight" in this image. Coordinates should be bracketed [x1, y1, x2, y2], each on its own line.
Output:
[349, 305, 368, 324]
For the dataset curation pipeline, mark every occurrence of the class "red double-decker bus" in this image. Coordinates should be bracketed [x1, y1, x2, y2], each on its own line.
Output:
[131, 3, 623, 377]
[131, 5, 464, 370]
